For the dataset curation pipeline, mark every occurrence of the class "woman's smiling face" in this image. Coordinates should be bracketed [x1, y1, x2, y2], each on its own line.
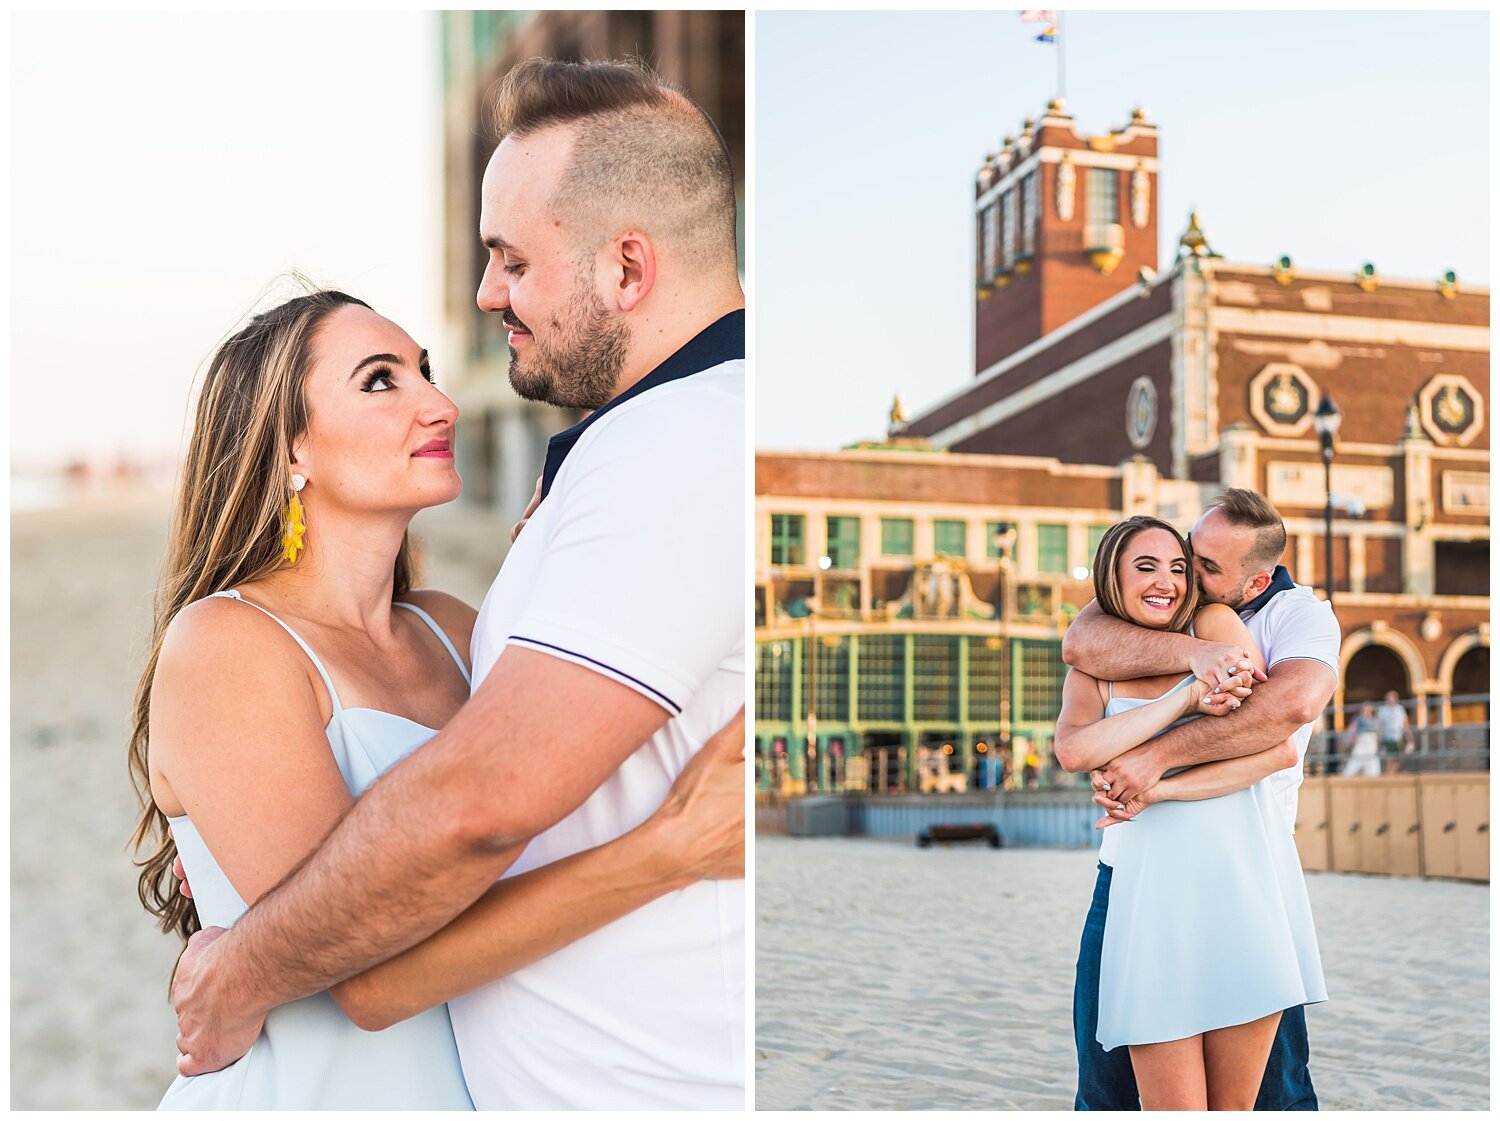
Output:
[1116, 526, 1190, 629]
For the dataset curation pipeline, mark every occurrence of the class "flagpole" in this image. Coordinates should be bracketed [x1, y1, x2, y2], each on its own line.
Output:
[1058, 10, 1066, 101]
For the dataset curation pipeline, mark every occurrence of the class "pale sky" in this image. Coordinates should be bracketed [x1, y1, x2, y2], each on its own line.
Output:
[755, 10, 1491, 451]
[11, 10, 441, 471]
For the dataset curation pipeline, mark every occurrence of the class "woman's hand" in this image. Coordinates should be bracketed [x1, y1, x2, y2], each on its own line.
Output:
[641, 708, 746, 887]
[1188, 669, 1255, 717]
[510, 476, 544, 543]
[1090, 772, 1159, 829]
[1188, 642, 1268, 690]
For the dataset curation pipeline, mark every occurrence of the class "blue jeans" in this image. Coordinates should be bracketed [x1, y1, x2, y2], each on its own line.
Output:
[1073, 863, 1318, 1110]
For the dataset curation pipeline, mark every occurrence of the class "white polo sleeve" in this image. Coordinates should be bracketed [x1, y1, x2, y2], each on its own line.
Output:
[1265, 592, 1341, 675]
[506, 384, 743, 715]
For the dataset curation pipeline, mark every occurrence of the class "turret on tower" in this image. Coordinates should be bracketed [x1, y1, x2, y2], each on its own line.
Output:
[973, 100, 1160, 374]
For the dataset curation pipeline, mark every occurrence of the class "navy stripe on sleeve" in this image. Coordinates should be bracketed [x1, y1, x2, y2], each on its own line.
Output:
[509, 635, 683, 714]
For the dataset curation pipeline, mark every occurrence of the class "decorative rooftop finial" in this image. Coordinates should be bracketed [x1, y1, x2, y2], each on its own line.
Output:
[1355, 261, 1379, 293]
[1438, 269, 1459, 299]
[889, 394, 909, 435]
[1046, 96, 1067, 114]
[1177, 210, 1221, 258]
[1131, 105, 1149, 123]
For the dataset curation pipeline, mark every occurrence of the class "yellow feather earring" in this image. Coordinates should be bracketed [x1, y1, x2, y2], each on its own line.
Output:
[282, 473, 307, 563]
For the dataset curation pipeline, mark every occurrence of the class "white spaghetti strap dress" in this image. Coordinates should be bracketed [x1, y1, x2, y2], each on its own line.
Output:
[157, 590, 476, 1110]
[1096, 676, 1326, 1052]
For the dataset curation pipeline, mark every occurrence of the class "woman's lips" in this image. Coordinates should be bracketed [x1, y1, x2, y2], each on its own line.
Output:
[413, 440, 453, 459]
[1142, 595, 1174, 610]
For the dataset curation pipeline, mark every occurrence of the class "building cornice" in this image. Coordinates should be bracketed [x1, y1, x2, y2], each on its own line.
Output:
[1211, 259, 1491, 297]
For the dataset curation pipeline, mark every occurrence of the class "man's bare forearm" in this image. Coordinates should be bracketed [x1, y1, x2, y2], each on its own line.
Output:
[220, 730, 523, 1019]
[1146, 675, 1314, 771]
[1062, 601, 1199, 680]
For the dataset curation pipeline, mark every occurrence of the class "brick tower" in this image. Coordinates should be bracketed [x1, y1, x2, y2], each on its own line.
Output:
[973, 99, 1160, 374]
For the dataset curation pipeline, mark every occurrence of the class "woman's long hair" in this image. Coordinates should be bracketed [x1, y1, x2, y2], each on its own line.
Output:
[1090, 515, 1200, 635]
[128, 287, 418, 941]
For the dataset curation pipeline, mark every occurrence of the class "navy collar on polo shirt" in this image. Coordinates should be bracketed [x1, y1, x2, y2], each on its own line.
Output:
[538, 308, 745, 500]
[1240, 564, 1297, 617]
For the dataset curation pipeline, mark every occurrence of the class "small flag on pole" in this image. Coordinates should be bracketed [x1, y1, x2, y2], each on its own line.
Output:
[1020, 9, 1057, 21]
[1035, 24, 1057, 43]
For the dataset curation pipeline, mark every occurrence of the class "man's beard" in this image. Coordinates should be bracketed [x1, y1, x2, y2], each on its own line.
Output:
[506, 268, 628, 410]
[1198, 580, 1252, 612]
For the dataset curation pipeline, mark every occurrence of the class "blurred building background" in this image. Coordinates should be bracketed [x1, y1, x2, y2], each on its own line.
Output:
[755, 98, 1488, 797]
[439, 10, 745, 527]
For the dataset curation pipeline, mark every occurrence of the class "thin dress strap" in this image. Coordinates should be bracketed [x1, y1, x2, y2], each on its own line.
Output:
[395, 601, 473, 688]
[208, 590, 343, 713]
[1107, 679, 1114, 702]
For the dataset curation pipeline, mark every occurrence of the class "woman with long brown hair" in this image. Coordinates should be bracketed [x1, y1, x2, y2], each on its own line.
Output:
[1053, 516, 1325, 1110]
[131, 286, 743, 1109]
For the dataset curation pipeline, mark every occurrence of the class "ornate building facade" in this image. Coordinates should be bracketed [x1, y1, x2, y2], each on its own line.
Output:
[755, 99, 1489, 794]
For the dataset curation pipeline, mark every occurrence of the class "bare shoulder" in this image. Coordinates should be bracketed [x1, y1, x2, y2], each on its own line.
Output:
[1193, 603, 1262, 656]
[401, 589, 478, 663]
[159, 594, 307, 680]
[150, 594, 331, 810]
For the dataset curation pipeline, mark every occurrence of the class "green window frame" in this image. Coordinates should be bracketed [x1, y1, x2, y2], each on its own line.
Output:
[770, 513, 804, 566]
[826, 516, 861, 570]
[933, 519, 967, 558]
[881, 517, 914, 557]
[1037, 523, 1069, 575]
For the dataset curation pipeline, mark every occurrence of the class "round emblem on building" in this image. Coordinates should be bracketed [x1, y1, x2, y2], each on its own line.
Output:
[1418, 373, 1484, 447]
[1248, 363, 1318, 438]
[1126, 376, 1158, 450]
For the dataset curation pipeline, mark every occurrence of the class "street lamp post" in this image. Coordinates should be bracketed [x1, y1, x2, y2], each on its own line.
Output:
[992, 523, 1018, 790]
[806, 554, 832, 792]
[1313, 395, 1343, 606]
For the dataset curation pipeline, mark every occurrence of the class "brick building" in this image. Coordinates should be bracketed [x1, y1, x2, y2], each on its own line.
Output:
[755, 99, 1488, 794]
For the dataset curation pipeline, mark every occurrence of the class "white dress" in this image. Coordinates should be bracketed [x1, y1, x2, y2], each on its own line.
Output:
[158, 590, 476, 1110]
[1096, 676, 1327, 1051]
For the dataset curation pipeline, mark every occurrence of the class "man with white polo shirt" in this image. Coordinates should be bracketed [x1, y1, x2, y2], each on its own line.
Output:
[170, 58, 746, 1108]
[1063, 488, 1340, 1111]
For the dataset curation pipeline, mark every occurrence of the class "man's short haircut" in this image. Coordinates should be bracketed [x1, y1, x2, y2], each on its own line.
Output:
[1207, 487, 1287, 576]
[490, 57, 738, 273]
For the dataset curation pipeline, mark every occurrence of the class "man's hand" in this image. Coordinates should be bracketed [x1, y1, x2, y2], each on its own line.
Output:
[167, 827, 193, 899]
[645, 707, 746, 884]
[1092, 745, 1164, 810]
[509, 475, 544, 543]
[171, 927, 267, 1077]
[1189, 642, 1268, 691]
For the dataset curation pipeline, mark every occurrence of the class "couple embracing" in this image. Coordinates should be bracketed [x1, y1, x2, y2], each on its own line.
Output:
[1057, 489, 1341, 1110]
[130, 59, 746, 1110]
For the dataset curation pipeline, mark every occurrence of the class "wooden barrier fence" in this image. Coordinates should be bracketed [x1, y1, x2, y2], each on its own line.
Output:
[1293, 773, 1488, 881]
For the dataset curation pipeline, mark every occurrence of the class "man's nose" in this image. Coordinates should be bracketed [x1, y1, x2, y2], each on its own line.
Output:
[476, 261, 509, 313]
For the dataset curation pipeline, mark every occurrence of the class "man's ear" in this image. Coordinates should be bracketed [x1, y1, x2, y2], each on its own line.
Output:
[613, 231, 656, 312]
[1244, 569, 1274, 600]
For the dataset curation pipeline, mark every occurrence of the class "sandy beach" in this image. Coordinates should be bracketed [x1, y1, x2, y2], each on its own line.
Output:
[10, 497, 508, 1109]
[755, 835, 1489, 1111]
